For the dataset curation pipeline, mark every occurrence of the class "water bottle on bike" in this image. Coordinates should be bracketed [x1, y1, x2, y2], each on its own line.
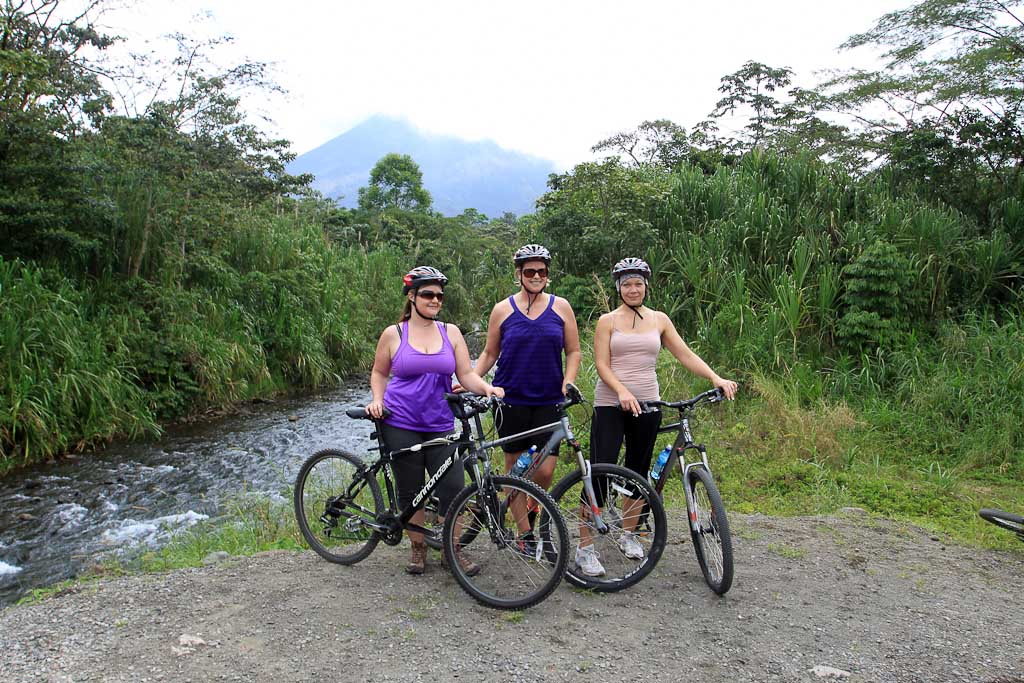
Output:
[649, 445, 671, 482]
[511, 444, 538, 477]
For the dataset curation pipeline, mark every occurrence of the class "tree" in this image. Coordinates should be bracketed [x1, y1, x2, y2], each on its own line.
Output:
[591, 119, 690, 169]
[357, 153, 432, 212]
[825, 0, 1024, 195]
[0, 0, 118, 269]
[710, 61, 795, 150]
[0, 0, 114, 133]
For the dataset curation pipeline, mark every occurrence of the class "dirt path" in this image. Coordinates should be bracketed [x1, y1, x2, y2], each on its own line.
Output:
[1, 511, 1021, 683]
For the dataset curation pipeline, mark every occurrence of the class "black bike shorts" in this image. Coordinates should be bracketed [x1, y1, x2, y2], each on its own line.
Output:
[495, 403, 562, 454]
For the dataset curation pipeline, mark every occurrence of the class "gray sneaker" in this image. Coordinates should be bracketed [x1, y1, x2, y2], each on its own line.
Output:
[617, 532, 645, 560]
[574, 544, 606, 577]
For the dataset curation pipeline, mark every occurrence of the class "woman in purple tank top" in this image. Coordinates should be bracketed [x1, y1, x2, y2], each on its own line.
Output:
[366, 266, 502, 575]
[575, 257, 738, 577]
[475, 245, 581, 502]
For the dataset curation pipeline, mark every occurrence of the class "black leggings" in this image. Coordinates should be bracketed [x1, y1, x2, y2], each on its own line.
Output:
[381, 424, 463, 516]
[590, 406, 663, 475]
[588, 407, 663, 506]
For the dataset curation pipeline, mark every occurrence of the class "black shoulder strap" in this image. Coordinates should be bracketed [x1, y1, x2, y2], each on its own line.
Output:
[394, 323, 402, 340]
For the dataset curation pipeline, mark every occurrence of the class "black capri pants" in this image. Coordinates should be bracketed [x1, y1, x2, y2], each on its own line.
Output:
[380, 423, 463, 516]
[589, 406, 662, 505]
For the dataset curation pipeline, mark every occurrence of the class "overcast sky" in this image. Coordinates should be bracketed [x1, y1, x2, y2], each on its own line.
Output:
[99, 0, 904, 169]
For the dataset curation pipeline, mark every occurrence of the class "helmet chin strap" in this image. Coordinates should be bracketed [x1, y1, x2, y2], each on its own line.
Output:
[617, 282, 647, 328]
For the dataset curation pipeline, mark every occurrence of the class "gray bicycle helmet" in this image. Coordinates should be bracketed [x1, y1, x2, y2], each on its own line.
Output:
[402, 265, 448, 294]
[513, 244, 552, 266]
[612, 257, 651, 290]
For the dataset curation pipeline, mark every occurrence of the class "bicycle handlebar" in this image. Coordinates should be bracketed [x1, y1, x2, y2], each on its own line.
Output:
[643, 387, 725, 412]
[557, 382, 585, 411]
[446, 382, 585, 419]
[444, 391, 501, 420]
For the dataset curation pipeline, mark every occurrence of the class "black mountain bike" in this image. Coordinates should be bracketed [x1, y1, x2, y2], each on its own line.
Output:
[645, 387, 734, 595]
[979, 508, 1024, 542]
[482, 384, 669, 593]
[293, 394, 569, 611]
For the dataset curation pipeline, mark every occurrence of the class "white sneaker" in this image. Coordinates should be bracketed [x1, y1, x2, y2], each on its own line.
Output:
[617, 532, 645, 560]
[575, 544, 606, 577]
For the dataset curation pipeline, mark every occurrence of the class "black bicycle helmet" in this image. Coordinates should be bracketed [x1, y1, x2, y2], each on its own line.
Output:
[402, 265, 448, 294]
[513, 244, 552, 266]
[612, 257, 651, 290]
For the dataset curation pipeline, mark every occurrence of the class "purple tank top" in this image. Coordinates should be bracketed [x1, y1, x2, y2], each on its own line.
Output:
[493, 295, 565, 406]
[383, 321, 456, 432]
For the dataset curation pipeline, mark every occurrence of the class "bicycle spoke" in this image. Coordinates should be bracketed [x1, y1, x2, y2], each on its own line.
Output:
[550, 464, 668, 592]
[294, 450, 382, 565]
[443, 477, 568, 610]
[686, 467, 733, 594]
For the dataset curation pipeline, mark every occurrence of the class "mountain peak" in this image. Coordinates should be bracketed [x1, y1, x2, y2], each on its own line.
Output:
[288, 117, 556, 217]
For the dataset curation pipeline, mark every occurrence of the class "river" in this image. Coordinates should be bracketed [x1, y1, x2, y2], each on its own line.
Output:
[0, 386, 374, 607]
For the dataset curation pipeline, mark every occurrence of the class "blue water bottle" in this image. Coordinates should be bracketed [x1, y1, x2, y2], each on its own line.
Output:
[511, 445, 538, 477]
[649, 446, 672, 481]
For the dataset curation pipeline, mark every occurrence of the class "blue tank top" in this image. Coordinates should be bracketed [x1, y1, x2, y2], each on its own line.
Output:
[493, 295, 565, 406]
[383, 321, 456, 432]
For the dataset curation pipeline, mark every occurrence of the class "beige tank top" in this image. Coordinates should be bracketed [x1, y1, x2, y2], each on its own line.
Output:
[594, 328, 661, 407]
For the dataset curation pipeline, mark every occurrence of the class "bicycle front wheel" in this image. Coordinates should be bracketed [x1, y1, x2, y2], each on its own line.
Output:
[979, 508, 1024, 539]
[549, 464, 668, 592]
[442, 475, 568, 610]
[294, 449, 383, 565]
[687, 466, 733, 594]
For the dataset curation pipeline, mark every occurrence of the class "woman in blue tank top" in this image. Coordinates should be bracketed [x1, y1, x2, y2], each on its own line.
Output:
[475, 244, 581, 500]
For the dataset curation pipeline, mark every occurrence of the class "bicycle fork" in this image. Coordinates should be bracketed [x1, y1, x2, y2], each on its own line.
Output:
[680, 446, 713, 534]
[573, 444, 611, 535]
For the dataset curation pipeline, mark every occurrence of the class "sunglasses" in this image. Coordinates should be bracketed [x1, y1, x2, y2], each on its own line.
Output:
[416, 290, 445, 302]
[521, 267, 549, 279]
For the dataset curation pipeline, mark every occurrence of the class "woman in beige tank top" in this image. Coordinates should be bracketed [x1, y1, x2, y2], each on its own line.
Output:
[574, 257, 738, 578]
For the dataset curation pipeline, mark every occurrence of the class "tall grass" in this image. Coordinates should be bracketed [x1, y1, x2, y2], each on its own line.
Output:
[0, 260, 158, 471]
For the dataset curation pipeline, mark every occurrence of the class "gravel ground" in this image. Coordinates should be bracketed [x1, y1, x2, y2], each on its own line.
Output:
[1, 511, 1021, 683]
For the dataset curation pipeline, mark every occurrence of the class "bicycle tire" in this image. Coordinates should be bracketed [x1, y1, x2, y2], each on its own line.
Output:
[294, 449, 383, 565]
[442, 475, 568, 610]
[686, 466, 733, 594]
[549, 464, 668, 592]
[979, 508, 1024, 538]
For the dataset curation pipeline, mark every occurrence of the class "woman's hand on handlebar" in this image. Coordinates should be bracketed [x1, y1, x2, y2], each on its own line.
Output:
[712, 377, 738, 400]
[366, 400, 387, 419]
[618, 389, 641, 417]
[484, 384, 504, 400]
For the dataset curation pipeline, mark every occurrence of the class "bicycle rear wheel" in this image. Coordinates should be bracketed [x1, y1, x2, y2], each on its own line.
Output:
[294, 449, 383, 564]
[442, 475, 568, 610]
[549, 464, 668, 592]
[686, 466, 733, 594]
[979, 508, 1024, 540]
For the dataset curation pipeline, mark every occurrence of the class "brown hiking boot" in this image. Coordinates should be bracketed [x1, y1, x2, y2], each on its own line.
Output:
[442, 545, 480, 577]
[406, 541, 427, 575]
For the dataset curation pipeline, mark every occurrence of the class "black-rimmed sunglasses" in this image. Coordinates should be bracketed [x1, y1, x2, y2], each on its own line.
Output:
[521, 267, 549, 278]
[416, 290, 445, 302]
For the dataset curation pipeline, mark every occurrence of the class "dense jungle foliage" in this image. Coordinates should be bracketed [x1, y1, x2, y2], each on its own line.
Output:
[1, 0, 1021, 545]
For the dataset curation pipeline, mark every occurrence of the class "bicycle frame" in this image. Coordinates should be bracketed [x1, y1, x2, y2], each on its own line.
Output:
[333, 413, 481, 540]
[485, 396, 609, 533]
[338, 397, 561, 540]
